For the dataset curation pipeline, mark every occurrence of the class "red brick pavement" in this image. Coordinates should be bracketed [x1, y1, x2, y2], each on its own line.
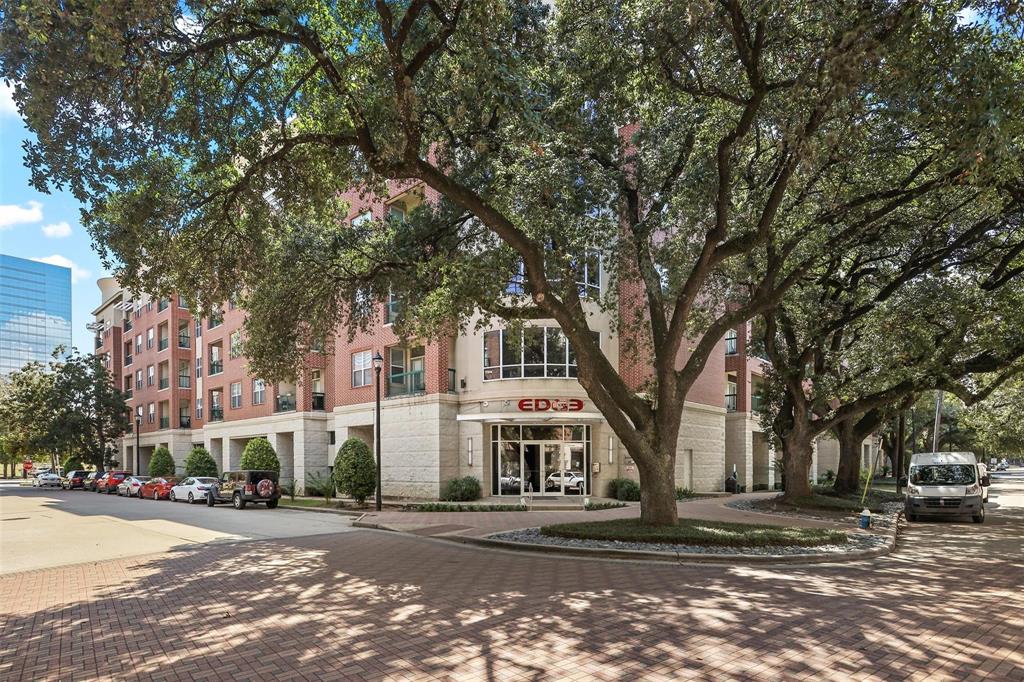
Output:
[2, 495, 1023, 682]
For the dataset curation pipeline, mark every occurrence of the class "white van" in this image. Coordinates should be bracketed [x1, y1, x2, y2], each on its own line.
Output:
[905, 452, 989, 523]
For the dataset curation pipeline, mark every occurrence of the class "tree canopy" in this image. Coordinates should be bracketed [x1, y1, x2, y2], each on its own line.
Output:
[3, 1, 1023, 523]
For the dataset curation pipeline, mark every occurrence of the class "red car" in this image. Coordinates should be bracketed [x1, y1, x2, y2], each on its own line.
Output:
[139, 477, 177, 500]
[96, 471, 131, 494]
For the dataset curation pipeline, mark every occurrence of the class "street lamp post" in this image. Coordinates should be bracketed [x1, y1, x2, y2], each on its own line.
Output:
[373, 351, 384, 512]
[135, 416, 141, 475]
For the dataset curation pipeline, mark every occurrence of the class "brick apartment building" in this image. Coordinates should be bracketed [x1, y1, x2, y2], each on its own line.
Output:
[90, 181, 858, 499]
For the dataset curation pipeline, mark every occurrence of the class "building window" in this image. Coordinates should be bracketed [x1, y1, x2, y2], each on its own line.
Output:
[725, 329, 738, 356]
[135, 335, 142, 355]
[385, 292, 401, 324]
[229, 331, 242, 359]
[147, 402, 155, 423]
[208, 310, 223, 329]
[388, 204, 406, 223]
[483, 327, 592, 380]
[146, 328, 154, 349]
[196, 398, 203, 420]
[725, 380, 737, 412]
[352, 211, 372, 227]
[506, 260, 526, 295]
[230, 382, 242, 409]
[135, 370, 143, 390]
[252, 379, 265, 405]
[136, 405, 143, 421]
[195, 321, 202, 339]
[352, 350, 372, 387]
[147, 365, 155, 386]
[576, 251, 601, 298]
[177, 295, 189, 309]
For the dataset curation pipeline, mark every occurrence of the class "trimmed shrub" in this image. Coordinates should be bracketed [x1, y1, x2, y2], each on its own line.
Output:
[240, 437, 280, 472]
[440, 476, 482, 502]
[333, 438, 375, 504]
[606, 477, 632, 499]
[148, 447, 176, 477]
[585, 501, 628, 511]
[410, 503, 526, 512]
[675, 487, 696, 500]
[184, 447, 218, 477]
[615, 479, 641, 502]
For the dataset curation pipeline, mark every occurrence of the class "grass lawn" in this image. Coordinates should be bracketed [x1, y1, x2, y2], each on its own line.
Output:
[758, 486, 902, 514]
[539, 518, 847, 547]
[278, 497, 345, 509]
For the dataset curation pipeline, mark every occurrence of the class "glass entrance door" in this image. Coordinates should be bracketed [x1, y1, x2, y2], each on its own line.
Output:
[522, 443, 541, 494]
[522, 442, 570, 495]
[542, 444, 562, 493]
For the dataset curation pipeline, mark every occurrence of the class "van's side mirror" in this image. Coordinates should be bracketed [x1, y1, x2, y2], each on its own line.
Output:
[981, 475, 991, 487]
[898, 476, 908, 487]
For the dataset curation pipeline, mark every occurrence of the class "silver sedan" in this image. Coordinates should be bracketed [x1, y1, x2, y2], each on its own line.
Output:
[32, 473, 63, 488]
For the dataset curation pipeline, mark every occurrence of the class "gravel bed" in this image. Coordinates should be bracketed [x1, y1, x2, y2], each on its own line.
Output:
[726, 497, 903, 530]
[489, 527, 889, 556]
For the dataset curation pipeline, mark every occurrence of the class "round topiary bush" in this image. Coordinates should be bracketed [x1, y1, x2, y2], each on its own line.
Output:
[184, 447, 218, 477]
[240, 437, 280, 472]
[333, 437, 375, 504]
[440, 476, 482, 501]
[148, 446, 176, 477]
[615, 478, 641, 502]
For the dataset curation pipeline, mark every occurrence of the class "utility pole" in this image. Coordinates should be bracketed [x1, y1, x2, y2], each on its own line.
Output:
[932, 390, 944, 452]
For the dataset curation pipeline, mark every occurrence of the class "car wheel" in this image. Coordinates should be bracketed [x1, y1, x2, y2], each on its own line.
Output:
[187, 492, 195, 504]
[266, 499, 279, 509]
[973, 507, 985, 523]
[169, 491, 176, 502]
[906, 512, 916, 522]
[206, 492, 215, 507]
[153, 491, 159, 501]
[232, 492, 246, 510]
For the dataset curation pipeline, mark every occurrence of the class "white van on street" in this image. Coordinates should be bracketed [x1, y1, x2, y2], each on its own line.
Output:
[905, 452, 989, 523]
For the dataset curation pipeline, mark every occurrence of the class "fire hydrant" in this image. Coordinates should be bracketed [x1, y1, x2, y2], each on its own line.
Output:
[859, 508, 872, 530]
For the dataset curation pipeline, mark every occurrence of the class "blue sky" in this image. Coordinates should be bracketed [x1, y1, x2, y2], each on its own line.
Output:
[0, 81, 109, 353]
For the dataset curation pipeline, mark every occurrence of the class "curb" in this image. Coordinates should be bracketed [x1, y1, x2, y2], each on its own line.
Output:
[356, 513, 905, 565]
[278, 504, 365, 517]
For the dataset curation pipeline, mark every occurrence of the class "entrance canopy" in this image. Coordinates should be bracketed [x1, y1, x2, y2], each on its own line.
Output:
[456, 412, 605, 422]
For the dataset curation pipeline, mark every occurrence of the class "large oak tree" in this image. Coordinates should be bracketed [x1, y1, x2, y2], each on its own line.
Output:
[3, 1, 1022, 523]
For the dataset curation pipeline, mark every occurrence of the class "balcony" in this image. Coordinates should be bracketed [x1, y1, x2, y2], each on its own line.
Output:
[158, 299, 170, 312]
[311, 392, 325, 411]
[158, 337, 169, 351]
[159, 377, 169, 390]
[159, 416, 170, 429]
[177, 295, 189, 309]
[209, 360, 223, 375]
[751, 394, 764, 412]
[124, 355, 133, 367]
[178, 334, 190, 348]
[179, 416, 192, 429]
[123, 319, 133, 332]
[725, 394, 737, 413]
[275, 395, 296, 413]
[123, 389, 133, 399]
[94, 336, 103, 350]
[209, 407, 224, 422]
[387, 370, 426, 398]
[448, 368, 457, 393]
[178, 375, 191, 389]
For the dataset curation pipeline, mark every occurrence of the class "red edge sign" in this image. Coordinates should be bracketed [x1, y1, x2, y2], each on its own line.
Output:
[517, 398, 584, 412]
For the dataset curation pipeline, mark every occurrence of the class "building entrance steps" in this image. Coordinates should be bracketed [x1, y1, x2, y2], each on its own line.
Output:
[356, 492, 864, 539]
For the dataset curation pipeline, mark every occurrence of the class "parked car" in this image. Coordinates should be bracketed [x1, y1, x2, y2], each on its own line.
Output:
[117, 476, 150, 497]
[169, 477, 219, 504]
[96, 471, 131, 494]
[32, 472, 62, 488]
[83, 472, 102, 492]
[62, 470, 90, 490]
[206, 470, 281, 509]
[904, 452, 989, 523]
[139, 477, 177, 500]
[545, 470, 587, 494]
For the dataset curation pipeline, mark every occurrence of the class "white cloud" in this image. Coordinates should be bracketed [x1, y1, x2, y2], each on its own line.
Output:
[30, 254, 92, 284]
[0, 80, 18, 117]
[41, 221, 72, 239]
[0, 200, 43, 229]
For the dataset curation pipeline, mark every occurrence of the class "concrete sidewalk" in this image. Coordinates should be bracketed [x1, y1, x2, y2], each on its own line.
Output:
[356, 492, 865, 538]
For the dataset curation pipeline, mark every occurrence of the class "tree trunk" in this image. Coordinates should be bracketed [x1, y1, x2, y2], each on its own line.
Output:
[780, 427, 814, 501]
[834, 420, 862, 494]
[635, 447, 678, 526]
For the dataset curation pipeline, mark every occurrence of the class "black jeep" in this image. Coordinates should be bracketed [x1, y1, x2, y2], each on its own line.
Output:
[206, 470, 281, 509]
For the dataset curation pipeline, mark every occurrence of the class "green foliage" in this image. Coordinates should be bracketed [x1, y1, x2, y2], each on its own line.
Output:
[612, 479, 641, 502]
[540, 518, 847, 548]
[411, 503, 527, 512]
[183, 447, 218, 477]
[61, 455, 84, 472]
[148, 447, 175, 477]
[675, 487, 695, 500]
[440, 476, 482, 502]
[239, 438, 280, 472]
[278, 479, 297, 501]
[333, 438, 375, 504]
[305, 471, 335, 501]
[585, 501, 628, 511]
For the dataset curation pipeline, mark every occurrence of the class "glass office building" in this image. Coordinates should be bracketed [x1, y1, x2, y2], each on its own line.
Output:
[0, 254, 72, 374]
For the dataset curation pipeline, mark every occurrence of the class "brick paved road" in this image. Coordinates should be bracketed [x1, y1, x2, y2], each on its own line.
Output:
[2, 475, 1022, 681]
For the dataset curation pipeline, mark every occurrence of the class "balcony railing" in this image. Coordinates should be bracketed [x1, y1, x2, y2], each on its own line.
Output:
[177, 295, 188, 309]
[178, 375, 191, 389]
[209, 360, 223, 375]
[123, 319, 133, 332]
[387, 370, 426, 398]
[159, 377, 169, 390]
[159, 416, 170, 429]
[725, 394, 737, 413]
[94, 336, 103, 350]
[447, 368, 457, 393]
[124, 355, 133, 366]
[275, 395, 296, 412]
[179, 416, 192, 429]
[751, 395, 764, 412]
[178, 334, 190, 348]
[158, 337, 169, 351]
[209, 407, 224, 422]
[158, 299, 169, 312]
[123, 389, 133, 399]
[311, 392, 325, 410]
